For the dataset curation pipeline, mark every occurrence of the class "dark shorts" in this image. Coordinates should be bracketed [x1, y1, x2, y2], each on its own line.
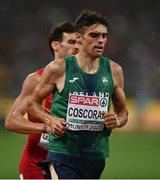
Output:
[38, 152, 105, 179]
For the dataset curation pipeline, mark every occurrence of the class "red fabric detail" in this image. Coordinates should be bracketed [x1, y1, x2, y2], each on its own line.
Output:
[19, 68, 53, 179]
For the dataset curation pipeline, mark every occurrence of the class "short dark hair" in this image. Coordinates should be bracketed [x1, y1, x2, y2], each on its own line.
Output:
[75, 10, 109, 33]
[49, 21, 76, 57]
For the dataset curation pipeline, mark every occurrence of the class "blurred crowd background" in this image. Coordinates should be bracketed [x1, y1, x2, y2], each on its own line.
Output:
[0, 0, 160, 131]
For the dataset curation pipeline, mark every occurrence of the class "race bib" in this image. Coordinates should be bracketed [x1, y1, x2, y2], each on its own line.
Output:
[39, 133, 49, 150]
[66, 94, 109, 131]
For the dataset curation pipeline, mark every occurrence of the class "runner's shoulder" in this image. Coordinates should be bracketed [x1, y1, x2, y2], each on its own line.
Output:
[26, 72, 41, 83]
[46, 58, 65, 75]
[109, 59, 123, 76]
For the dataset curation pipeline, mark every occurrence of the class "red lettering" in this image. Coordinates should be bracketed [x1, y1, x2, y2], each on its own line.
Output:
[70, 95, 78, 103]
[69, 95, 99, 106]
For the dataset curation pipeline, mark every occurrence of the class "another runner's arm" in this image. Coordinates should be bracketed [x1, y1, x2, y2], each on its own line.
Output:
[5, 74, 48, 134]
[28, 60, 67, 135]
[111, 61, 128, 127]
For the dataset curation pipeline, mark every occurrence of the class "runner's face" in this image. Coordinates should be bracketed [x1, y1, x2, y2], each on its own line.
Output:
[57, 32, 79, 57]
[81, 24, 108, 58]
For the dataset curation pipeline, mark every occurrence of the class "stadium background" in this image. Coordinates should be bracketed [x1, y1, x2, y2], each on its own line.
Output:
[0, 0, 160, 178]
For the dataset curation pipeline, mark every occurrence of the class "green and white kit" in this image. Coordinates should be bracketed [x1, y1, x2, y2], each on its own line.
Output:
[49, 55, 114, 159]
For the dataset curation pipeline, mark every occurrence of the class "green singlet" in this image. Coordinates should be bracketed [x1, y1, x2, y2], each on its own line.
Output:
[49, 55, 114, 159]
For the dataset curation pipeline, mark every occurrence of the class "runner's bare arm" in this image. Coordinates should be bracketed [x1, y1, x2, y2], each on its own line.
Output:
[103, 61, 128, 129]
[28, 60, 67, 135]
[5, 73, 50, 134]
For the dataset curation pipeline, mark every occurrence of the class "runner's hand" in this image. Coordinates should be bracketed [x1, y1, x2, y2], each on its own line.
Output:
[45, 117, 67, 135]
[102, 112, 121, 129]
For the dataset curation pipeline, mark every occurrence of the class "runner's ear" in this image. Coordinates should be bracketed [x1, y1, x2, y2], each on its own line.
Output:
[51, 41, 59, 51]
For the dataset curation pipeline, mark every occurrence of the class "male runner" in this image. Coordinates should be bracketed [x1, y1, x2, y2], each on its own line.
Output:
[5, 22, 79, 179]
[28, 10, 128, 179]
